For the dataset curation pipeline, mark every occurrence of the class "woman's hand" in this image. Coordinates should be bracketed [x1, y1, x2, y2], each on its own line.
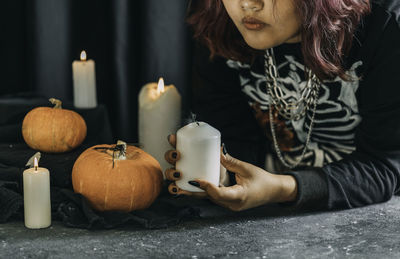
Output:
[202, 153, 299, 211]
[164, 135, 298, 211]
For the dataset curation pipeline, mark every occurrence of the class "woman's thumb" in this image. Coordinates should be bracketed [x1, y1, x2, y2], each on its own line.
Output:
[220, 153, 248, 176]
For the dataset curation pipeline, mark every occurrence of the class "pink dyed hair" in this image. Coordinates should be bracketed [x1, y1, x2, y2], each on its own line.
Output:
[187, 0, 371, 80]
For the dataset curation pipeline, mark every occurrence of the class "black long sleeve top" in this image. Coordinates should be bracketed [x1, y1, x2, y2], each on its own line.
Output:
[190, 0, 400, 210]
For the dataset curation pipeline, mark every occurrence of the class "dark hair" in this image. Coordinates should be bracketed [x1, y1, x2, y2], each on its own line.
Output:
[187, 0, 371, 80]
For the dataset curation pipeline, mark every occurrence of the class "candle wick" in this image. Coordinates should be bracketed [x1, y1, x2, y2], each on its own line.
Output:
[34, 165, 38, 171]
[190, 112, 199, 126]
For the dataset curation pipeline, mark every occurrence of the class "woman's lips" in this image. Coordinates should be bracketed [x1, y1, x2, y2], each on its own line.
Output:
[242, 17, 267, 31]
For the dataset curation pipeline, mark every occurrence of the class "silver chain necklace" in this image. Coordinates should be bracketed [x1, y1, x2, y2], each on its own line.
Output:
[264, 48, 321, 169]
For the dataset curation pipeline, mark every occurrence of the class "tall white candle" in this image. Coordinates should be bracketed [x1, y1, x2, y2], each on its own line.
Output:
[175, 122, 221, 192]
[139, 78, 181, 176]
[23, 158, 51, 229]
[72, 50, 97, 109]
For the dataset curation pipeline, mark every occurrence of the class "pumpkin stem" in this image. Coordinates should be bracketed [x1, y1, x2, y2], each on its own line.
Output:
[104, 140, 127, 161]
[49, 98, 62, 109]
[115, 140, 127, 160]
[94, 141, 127, 168]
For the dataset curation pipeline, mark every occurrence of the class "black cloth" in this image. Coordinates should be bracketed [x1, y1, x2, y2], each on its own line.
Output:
[0, 96, 200, 229]
[0, 145, 200, 228]
[192, 0, 400, 210]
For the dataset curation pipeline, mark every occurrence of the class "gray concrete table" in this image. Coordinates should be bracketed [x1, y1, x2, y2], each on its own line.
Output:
[1, 197, 400, 258]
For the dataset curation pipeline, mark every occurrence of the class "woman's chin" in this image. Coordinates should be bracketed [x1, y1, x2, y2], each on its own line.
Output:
[243, 37, 277, 50]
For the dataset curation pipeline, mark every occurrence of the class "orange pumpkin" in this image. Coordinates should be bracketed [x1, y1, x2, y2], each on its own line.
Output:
[72, 141, 163, 212]
[22, 98, 87, 153]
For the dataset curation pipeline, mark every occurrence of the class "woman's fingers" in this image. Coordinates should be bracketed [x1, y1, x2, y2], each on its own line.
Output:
[165, 150, 180, 165]
[219, 165, 230, 187]
[165, 134, 178, 165]
[168, 182, 208, 198]
[164, 168, 181, 181]
[220, 153, 250, 177]
[190, 179, 245, 203]
[167, 134, 177, 148]
[168, 182, 179, 195]
[168, 182, 188, 195]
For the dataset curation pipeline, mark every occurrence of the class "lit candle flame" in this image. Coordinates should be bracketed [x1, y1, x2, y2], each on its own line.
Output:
[80, 50, 87, 61]
[34, 157, 38, 171]
[157, 77, 165, 95]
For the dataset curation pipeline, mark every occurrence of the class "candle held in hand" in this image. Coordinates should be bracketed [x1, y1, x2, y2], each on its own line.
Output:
[139, 78, 181, 176]
[23, 157, 51, 229]
[175, 122, 221, 192]
[72, 50, 97, 108]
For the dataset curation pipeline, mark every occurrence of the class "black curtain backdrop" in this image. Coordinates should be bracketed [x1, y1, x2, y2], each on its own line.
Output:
[2, 0, 192, 142]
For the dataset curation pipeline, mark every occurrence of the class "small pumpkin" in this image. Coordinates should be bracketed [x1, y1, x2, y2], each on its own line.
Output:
[72, 141, 163, 212]
[22, 98, 87, 153]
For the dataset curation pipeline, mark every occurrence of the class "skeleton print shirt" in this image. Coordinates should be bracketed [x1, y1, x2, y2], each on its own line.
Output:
[192, 0, 400, 210]
[226, 44, 364, 170]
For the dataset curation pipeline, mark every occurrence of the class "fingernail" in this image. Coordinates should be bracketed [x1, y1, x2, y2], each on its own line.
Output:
[188, 181, 200, 187]
[172, 151, 178, 159]
[173, 172, 181, 178]
[222, 143, 228, 155]
[172, 187, 178, 193]
[167, 134, 171, 142]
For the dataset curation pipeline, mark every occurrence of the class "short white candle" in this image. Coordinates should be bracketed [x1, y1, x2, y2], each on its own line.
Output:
[23, 158, 51, 229]
[72, 50, 97, 109]
[175, 122, 221, 192]
[139, 78, 181, 176]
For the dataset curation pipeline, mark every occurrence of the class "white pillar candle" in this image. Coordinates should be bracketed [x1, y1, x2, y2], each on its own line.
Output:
[72, 50, 97, 109]
[23, 158, 51, 229]
[175, 122, 221, 192]
[139, 78, 181, 176]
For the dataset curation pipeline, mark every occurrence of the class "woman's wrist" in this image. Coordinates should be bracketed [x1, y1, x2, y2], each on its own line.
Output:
[276, 174, 298, 203]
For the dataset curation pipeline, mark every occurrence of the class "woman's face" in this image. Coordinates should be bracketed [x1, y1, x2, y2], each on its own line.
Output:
[222, 0, 302, 50]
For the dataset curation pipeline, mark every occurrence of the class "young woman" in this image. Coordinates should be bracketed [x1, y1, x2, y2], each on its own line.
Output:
[164, 0, 400, 211]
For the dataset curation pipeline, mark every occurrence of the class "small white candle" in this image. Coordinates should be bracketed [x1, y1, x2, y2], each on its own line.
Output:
[175, 122, 221, 192]
[139, 78, 181, 176]
[72, 50, 97, 108]
[23, 157, 51, 229]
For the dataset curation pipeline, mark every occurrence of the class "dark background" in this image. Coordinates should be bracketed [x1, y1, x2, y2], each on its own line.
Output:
[1, 0, 193, 142]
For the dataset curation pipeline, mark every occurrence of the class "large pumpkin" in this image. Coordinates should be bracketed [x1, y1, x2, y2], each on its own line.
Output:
[72, 141, 163, 212]
[22, 98, 87, 153]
